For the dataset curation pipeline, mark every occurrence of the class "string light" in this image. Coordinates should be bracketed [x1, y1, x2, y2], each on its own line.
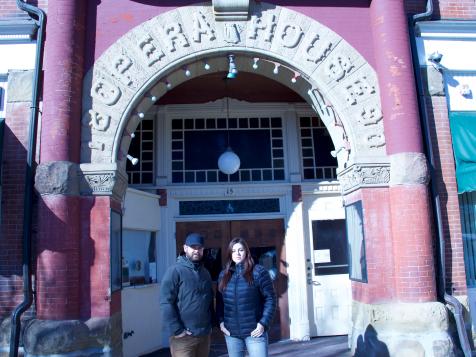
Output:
[127, 154, 139, 165]
[204, 61, 210, 70]
[273, 63, 280, 75]
[291, 72, 300, 83]
[252, 57, 259, 70]
[165, 80, 172, 89]
[184, 68, 191, 77]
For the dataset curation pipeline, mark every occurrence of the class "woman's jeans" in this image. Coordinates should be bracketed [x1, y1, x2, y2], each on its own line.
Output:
[224, 333, 268, 357]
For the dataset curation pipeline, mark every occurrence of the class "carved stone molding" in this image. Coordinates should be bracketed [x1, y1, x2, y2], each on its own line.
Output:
[212, 0, 250, 21]
[167, 184, 290, 199]
[338, 162, 390, 194]
[79, 163, 128, 200]
[82, 3, 386, 170]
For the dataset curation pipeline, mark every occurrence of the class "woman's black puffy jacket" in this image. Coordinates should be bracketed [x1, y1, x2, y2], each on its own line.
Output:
[216, 264, 276, 338]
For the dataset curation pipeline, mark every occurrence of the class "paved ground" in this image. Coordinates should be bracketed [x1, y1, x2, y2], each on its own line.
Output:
[142, 335, 352, 357]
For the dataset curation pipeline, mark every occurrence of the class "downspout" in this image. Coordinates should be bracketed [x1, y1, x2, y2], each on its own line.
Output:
[409, 1, 474, 356]
[9, 1, 45, 357]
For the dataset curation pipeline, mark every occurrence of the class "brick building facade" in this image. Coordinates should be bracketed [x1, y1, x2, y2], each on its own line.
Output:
[0, 1, 475, 356]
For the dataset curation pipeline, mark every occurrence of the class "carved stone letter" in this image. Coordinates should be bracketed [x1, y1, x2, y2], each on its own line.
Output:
[112, 54, 133, 86]
[359, 106, 383, 126]
[325, 56, 353, 81]
[193, 11, 216, 43]
[87, 110, 111, 131]
[344, 78, 375, 105]
[138, 35, 165, 67]
[162, 22, 189, 52]
[91, 79, 121, 106]
[247, 14, 276, 42]
[280, 23, 303, 48]
[305, 34, 332, 64]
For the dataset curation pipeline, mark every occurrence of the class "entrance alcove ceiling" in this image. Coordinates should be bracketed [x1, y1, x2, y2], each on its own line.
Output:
[79, 2, 390, 198]
[157, 71, 304, 105]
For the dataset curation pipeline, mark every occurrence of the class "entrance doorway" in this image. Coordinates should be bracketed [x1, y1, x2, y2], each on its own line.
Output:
[304, 196, 352, 337]
[176, 219, 289, 341]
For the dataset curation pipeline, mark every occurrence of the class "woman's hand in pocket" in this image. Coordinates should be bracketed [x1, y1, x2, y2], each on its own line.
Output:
[220, 322, 230, 336]
[250, 323, 264, 338]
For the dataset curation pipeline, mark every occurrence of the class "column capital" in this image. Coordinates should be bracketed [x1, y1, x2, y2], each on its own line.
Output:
[79, 163, 128, 201]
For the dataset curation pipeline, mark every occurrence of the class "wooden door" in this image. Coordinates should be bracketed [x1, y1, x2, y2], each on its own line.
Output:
[230, 219, 288, 341]
[175, 219, 288, 342]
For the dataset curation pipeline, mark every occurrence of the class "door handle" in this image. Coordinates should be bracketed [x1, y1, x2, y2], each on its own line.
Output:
[307, 279, 322, 286]
[307, 279, 321, 286]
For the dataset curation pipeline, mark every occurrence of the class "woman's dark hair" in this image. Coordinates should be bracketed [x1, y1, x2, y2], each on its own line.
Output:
[218, 237, 254, 292]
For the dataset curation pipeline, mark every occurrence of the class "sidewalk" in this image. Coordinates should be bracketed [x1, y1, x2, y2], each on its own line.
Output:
[143, 335, 352, 357]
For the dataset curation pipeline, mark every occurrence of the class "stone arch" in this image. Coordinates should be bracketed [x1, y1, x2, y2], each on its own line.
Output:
[79, 2, 389, 199]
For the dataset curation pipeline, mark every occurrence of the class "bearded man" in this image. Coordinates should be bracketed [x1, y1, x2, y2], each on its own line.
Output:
[160, 233, 214, 357]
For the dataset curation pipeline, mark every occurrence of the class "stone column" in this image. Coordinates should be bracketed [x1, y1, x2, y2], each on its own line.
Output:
[26, 1, 123, 355]
[35, 0, 85, 319]
[348, 1, 454, 355]
[370, 0, 435, 304]
[285, 189, 311, 341]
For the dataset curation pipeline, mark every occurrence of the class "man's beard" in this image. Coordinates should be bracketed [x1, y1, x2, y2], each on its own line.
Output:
[187, 252, 202, 261]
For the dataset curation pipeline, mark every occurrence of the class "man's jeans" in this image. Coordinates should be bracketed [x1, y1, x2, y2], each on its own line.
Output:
[169, 334, 210, 357]
[224, 333, 268, 357]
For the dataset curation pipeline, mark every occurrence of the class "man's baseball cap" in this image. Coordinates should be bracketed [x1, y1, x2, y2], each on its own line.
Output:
[185, 233, 204, 247]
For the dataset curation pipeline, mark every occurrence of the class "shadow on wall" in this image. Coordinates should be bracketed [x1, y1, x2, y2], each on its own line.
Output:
[354, 325, 389, 357]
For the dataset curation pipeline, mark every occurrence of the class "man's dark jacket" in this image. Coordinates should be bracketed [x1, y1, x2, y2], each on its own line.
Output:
[216, 264, 276, 338]
[160, 255, 214, 337]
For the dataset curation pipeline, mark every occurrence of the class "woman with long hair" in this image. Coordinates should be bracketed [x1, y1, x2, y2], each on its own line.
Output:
[216, 237, 276, 357]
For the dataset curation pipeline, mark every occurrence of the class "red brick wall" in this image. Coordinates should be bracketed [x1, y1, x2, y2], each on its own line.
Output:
[345, 188, 396, 304]
[80, 196, 118, 319]
[406, 0, 476, 19]
[36, 195, 81, 319]
[0, 0, 48, 18]
[0, 101, 30, 318]
[390, 185, 437, 302]
[426, 96, 466, 295]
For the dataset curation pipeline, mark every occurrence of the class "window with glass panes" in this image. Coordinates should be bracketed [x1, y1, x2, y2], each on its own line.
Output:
[171, 116, 285, 183]
[127, 119, 154, 185]
[299, 116, 337, 180]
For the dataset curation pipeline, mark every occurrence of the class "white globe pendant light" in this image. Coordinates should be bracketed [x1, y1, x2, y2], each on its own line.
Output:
[218, 65, 240, 175]
[218, 147, 241, 175]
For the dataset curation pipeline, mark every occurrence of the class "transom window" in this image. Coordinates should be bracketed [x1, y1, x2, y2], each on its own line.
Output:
[299, 116, 337, 180]
[171, 116, 285, 183]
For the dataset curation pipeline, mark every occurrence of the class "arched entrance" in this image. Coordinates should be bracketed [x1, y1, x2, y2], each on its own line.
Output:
[79, 2, 390, 354]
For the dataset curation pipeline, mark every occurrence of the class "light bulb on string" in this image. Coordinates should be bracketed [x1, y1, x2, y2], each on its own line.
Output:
[218, 77, 240, 175]
[127, 154, 139, 166]
[252, 58, 259, 70]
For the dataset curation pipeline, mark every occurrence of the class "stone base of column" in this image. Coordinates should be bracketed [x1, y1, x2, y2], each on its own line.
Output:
[290, 321, 311, 342]
[20, 314, 122, 356]
[350, 301, 456, 356]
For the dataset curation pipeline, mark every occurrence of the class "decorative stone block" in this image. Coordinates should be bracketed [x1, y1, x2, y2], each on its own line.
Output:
[212, 0, 250, 21]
